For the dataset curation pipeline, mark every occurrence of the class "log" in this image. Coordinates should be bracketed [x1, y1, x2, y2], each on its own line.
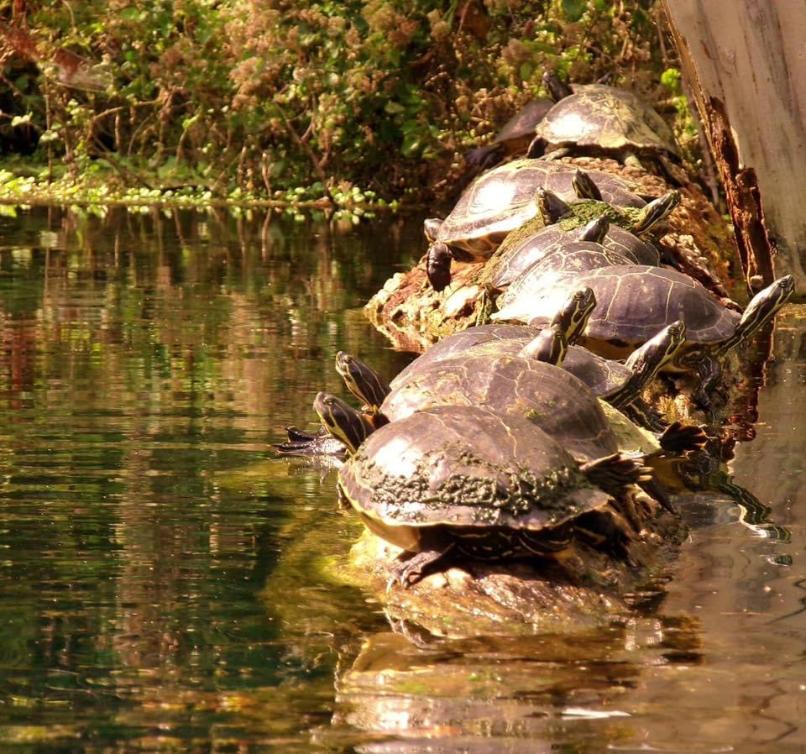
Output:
[663, 1, 806, 291]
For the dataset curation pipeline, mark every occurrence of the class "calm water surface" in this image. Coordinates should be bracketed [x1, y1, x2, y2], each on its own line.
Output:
[0, 207, 802, 753]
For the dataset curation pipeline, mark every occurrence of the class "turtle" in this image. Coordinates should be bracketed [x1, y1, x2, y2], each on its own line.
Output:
[380, 322, 701, 461]
[321, 397, 649, 587]
[480, 188, 677, 295]
[278, 287, 596, 458]
[487, 216, 661, 290]
[528, 72, 680, 167]
[463, 98, 554, 173]
[423, 160, 647, 290]
[492, 265, 796, 406]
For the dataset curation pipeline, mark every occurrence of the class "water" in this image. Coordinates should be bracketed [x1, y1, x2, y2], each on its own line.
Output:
[0, 206, 802, 753]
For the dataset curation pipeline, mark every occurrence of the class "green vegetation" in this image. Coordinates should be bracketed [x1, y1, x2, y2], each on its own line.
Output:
[0, 0, 691, 207]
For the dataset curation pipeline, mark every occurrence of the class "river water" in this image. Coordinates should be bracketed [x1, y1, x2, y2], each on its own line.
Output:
[0, 206, 802, 753]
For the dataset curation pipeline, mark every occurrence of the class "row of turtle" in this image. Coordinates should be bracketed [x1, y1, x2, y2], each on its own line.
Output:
[278, 73, 795, 591]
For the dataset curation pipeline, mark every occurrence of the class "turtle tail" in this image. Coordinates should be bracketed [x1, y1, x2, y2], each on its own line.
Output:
[580, 453, 652, 497]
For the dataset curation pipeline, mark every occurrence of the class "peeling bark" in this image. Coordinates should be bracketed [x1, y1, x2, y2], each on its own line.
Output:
[663, 0, 806, 291]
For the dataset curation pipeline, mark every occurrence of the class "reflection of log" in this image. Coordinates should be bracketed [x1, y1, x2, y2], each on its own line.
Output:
[663, 2, 806, 290]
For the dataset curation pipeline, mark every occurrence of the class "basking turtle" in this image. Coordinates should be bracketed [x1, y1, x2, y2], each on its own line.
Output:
[464, 98, 554, 173]
[484, 188, 677, 293]
[529, 72, 680, 166]
[280, 287, 595, 458]
[381, 321, 699, 458]
[424, 160, 646, 290]
[392, 286, 596, 388]
[493, 266, 796, 405]
[488, 216, 660, 290]
[322, 398, 648, 587]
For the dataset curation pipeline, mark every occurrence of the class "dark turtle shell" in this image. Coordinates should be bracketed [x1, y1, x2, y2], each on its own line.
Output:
[436, 159, 645, 256]
[338, 405, 611, 548]
[490, 223, 658, 289]
[493, 265, 739, 356]
[382, 353, 619, 462]
[536, 84, 679, 157]
[602, 225, 660, 266]
[393, 325, 632, 405]
[494, 99, 554, 147]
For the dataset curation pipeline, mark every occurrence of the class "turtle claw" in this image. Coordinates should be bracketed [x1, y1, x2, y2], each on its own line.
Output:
[659, 421, 709, 453]
[386, 547, 452, 592]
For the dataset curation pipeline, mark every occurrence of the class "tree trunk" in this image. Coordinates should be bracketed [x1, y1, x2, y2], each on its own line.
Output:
[663, 0, 806, 292]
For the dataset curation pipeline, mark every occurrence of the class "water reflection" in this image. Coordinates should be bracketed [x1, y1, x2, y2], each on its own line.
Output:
[0, 206, 802, 752]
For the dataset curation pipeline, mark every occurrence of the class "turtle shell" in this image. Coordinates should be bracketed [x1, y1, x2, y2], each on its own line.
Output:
[602, 225, 660, 266]
[520, 243, 634, 278]
[393, 323, 632, 397]
[338, 405, 610, 548]
[536, 84, 679, 157]
[437, 159, 645, 256]
[382, 353, 619, 462]
[391, 323, 527, 388]
[493, 265, 740, 355]
[493, 99, 554, 147]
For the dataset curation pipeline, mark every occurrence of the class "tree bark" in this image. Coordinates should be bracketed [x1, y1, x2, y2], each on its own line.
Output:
[663, 0, 806, 291]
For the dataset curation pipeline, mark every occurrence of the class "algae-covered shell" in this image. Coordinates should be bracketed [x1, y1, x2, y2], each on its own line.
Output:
[338, 405, 610, 549]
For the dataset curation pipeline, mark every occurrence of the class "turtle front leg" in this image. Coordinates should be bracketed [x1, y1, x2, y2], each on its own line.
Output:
[387, 543, 455, 591]
[426, 242, 453, 292]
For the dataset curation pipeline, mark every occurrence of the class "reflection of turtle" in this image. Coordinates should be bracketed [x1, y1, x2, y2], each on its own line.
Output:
[322, 398, 647, 587]
[493, 268, 796, 406]
[529, 72, 679, 167]
[464, 98, 554, 173]
[424, 160, 646, 290]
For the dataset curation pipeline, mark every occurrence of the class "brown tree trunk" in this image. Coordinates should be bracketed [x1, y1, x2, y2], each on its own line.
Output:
[663, 0, 806, 292]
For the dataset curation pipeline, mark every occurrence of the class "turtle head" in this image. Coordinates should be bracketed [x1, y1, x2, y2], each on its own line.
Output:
[633, 190, 680, 234]
[625, 319, 687, 380]
[571, 170, 603, 202]
[535, 188, 572, 225]
[542, 70, 573, 102]
[424, 218, 443, 244]
[426, 242, 453, 292]
[313, 392, 375, 455]
[554, 286, 597, 344]
[335, 351, 390, 410]
[575, 216, 610, 244]
[716, 274, 796, 355]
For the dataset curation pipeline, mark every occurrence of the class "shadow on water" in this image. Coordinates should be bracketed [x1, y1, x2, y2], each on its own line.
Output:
[0, 206, 802, 752]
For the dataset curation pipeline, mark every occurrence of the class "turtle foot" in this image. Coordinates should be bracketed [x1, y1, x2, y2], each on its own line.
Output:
[386, 547, 453, 592]
[659, 421, 709, 454]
